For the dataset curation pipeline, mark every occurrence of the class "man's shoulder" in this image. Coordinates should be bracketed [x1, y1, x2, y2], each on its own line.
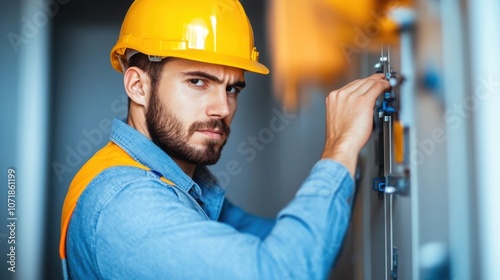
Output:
[79, 165, 174, 213]
[65, 166, 181, 279]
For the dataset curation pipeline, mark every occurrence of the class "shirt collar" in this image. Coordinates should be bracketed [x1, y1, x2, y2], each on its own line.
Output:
[109, 118, 226, 217]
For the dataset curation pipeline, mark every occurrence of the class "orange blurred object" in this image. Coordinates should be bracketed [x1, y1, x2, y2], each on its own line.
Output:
[267, 0, 411, 110]
[394, 120, 405, 164]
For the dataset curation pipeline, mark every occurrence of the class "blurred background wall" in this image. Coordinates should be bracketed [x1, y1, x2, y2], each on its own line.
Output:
[1, 0, 499, 279]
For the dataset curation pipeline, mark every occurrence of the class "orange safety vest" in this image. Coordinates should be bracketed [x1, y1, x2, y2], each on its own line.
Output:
[59, 142, 174, 260]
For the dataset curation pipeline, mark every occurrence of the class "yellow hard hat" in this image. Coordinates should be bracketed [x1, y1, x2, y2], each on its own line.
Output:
[110, 0, 269, 75]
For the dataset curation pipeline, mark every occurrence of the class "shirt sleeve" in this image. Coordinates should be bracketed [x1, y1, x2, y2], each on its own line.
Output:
[218, 198, 276, 239]
[92, 159, 354, 280]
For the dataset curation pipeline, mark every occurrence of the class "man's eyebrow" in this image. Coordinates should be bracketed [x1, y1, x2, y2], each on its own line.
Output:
[182, 71, 246, 89]
[231, 80, 246, 89]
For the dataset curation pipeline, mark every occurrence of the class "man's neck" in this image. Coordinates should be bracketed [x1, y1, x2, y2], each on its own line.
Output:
[171, 158, 196, 178]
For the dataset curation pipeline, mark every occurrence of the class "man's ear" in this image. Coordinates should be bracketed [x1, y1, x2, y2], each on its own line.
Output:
[123, 66, 151, 107]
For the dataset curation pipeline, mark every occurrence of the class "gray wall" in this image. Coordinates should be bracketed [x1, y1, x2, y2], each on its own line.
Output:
[1, 2, 21, 280]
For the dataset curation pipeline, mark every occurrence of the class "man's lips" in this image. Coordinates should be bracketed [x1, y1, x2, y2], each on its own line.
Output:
[196, 129, 225, 139]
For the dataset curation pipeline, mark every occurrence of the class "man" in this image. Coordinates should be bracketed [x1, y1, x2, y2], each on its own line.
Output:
[60, 0, 389, 279]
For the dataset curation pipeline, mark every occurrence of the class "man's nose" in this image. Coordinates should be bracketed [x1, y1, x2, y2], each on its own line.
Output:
[206, 87, 231, 119]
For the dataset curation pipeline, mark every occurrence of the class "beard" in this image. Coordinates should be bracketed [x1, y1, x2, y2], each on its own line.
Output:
[146, 91, 231, 166]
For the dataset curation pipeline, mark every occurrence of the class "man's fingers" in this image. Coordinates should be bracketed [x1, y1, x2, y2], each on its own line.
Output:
[364, 79, 391, 99]
[341, 73, 385, 90]
[331, 74, 388, 99]
[333, 79, 365, 98]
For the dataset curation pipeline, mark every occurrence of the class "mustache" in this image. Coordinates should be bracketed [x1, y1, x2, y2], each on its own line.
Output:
[188, 119, 231, 137]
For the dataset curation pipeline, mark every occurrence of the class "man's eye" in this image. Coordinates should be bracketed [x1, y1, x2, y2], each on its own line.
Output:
[226, 86, 241, 95]
[190, 79, 205, 87]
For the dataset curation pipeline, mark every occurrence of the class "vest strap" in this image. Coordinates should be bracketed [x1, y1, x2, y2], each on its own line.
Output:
[59, 142, 174, 259]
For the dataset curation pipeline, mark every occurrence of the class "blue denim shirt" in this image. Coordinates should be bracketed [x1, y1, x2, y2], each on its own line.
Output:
[65, 118, 354, 280]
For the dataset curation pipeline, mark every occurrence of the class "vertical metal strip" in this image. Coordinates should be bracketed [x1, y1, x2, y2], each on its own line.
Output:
[384, 194, 388, 280]
[390, 193, 394, 273]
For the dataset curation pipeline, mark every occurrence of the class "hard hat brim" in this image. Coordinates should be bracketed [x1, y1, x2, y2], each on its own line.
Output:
[111, 45, 270, 75]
